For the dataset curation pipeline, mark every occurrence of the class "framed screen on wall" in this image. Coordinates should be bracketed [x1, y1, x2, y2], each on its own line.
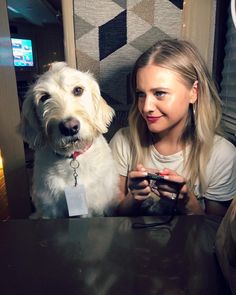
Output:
[11, 38, 34, 67]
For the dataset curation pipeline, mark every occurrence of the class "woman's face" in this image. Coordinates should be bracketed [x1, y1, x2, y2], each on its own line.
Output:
[136, 64, 197, 137]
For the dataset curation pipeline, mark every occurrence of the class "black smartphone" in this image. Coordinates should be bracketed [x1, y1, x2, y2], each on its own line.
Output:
[146, 173, 184, 189]
[146, 173, 165, 181]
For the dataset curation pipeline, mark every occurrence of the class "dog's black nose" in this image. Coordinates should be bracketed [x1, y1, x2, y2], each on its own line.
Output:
[59, 118, 80, 136]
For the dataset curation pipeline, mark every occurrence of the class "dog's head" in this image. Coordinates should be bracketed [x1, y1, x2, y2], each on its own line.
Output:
[19, 62, 115, 156]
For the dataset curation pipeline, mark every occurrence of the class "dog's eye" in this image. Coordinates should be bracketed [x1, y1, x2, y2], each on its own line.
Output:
[73, 87, 84, 96]
[40, 93, 50, 102]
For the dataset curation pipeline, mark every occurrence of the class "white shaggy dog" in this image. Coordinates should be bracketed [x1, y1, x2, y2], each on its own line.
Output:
[20, 62, 119, 218]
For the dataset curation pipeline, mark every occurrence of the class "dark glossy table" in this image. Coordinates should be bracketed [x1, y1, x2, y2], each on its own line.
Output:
[0, 215, 231, 295]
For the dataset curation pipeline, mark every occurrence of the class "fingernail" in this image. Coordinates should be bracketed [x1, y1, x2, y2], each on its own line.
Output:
[159, 171, 169, 176]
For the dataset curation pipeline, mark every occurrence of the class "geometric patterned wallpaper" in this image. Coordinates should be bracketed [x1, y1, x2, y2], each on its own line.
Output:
[73, 0, 183, 138]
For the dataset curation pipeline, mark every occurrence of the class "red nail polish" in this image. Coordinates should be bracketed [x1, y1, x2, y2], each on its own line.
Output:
[159, 171, 169, 176]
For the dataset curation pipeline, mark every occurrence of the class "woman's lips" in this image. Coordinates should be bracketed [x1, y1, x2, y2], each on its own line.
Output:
[146, 116, 163, 123]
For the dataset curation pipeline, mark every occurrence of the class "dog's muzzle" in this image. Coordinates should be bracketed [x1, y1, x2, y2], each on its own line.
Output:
[59, 117, 80, 136]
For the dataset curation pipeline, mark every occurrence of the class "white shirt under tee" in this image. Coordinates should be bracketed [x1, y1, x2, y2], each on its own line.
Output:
[110, 127, 236, 203]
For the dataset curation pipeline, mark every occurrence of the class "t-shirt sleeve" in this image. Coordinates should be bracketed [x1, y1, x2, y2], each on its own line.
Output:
[109, 128, 132, 177]
[204, 138, 236, 201]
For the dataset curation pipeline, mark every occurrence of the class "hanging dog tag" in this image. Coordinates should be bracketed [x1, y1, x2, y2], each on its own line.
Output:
[70, 158, 80, 187]
[64, 185, 88, 216]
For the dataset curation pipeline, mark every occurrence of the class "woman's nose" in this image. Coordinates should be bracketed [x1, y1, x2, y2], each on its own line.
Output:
[142, 95, 155, 113]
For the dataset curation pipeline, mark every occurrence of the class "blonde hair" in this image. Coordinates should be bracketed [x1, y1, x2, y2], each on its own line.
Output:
[128, 39, 223, 194]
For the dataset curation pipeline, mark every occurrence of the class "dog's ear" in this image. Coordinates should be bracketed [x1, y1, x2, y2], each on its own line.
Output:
[19, 87, 44, 149]
[49, 61, 68, 72]
[90, 78, 115, 134]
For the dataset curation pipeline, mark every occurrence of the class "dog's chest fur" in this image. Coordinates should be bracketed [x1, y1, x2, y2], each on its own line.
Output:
[32, 135, 119, 217]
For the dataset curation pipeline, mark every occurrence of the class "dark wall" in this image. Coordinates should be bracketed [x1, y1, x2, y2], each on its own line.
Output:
[10, 21, 64, 83]
[9, 21, 64, 110]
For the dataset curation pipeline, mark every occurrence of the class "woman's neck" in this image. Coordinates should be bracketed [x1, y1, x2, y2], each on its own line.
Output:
[152, 132, 184, 156]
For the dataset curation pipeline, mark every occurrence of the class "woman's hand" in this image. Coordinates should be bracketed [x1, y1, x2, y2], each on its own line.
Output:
[151, 168, 186, 201]
[127, 164, 151, 201]
[151, 168, 204, 214]
[119, 166, 205, 216]
[116, 164, 152, 216]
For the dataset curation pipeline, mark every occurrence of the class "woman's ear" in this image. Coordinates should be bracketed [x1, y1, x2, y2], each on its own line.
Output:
[19, 88, 44, 149]
[189, 80, 198, 104]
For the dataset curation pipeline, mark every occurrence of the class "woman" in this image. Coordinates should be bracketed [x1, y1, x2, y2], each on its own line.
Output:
[110, 39, 236, 216]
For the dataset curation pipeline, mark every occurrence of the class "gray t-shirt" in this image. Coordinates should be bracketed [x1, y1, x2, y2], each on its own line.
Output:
[110, 127, 236, 206]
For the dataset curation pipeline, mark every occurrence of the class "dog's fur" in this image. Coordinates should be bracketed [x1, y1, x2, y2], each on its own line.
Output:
[20, 62, 119, 218]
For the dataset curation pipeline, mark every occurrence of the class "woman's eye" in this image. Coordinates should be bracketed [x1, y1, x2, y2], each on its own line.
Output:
[40, 93, 50, 102]
[73, 87, 84, 96]
[154, 91, 166, 98]
[135, 91, 145, 99]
